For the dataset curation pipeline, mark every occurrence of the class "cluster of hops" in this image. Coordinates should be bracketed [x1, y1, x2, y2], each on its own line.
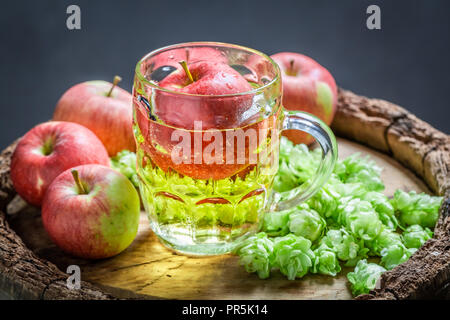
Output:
[234, 137, 442, 296]
[110, 139, 442, 296]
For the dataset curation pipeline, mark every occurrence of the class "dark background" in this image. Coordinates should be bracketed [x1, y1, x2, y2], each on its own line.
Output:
[1, 0, 449, 150]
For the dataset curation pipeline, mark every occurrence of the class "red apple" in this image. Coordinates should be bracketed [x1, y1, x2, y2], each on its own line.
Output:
[271, 52, 337, 145]
[53, 76, 135, 156]
[10, 121, 109, 206]
[155, 60, 253, 129]
[42, 165, 140, 259]
[134, 60, 258, 180]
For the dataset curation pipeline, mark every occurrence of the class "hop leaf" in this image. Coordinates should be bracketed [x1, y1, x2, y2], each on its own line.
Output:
[347, 259, 386, 296]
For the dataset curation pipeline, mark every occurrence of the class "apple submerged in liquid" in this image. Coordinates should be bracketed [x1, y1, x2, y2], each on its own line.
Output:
[155, 60, 254, 130]
[134, 59, 276, 180]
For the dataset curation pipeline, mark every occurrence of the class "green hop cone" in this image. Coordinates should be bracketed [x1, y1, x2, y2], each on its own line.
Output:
[273, 137, 321, 194]
[312, 243, 341, 276]
[362, 191, 398, 230]
[320, 228, 369, 267]
[306, 183, 340, 219]
[334, 153, 384, 192]
[366, 227, 402, 256]
[402, 224, 433, 249]
[234, 233, 274, 279]
[347, 259, 386, 296]
[337, 197, 383, 241]
[288, 206, 326, 242]
[390, 190, 442, 228]
[272, 234, 315, 280]
[262, 209, 293, 237]
[380, 243, 413, 270]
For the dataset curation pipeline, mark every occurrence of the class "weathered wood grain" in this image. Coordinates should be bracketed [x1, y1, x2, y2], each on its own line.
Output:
[0, 88, 448, 300]
[3, 138, 430, 300]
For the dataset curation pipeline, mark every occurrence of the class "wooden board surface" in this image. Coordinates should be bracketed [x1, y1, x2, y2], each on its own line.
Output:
[6, 138, 430, 300]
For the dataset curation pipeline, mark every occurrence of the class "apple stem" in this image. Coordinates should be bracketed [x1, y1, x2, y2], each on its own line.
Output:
[71, 169, 87, 195]
[179, 60, 194, 84]
[289, 60, 294, 73]
[106, 75, 122, 97]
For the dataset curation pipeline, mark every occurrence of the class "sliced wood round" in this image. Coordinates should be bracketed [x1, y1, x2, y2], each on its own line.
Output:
[0, 89, 448, 300]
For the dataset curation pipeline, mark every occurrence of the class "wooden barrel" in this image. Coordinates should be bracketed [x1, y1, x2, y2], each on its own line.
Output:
[0, 89, 448, 300]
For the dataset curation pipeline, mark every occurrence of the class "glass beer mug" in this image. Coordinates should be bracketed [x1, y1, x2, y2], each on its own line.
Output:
[133, 42, 337, 255]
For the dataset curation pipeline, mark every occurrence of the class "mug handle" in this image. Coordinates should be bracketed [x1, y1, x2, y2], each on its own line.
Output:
[270, 110, 338, 211]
